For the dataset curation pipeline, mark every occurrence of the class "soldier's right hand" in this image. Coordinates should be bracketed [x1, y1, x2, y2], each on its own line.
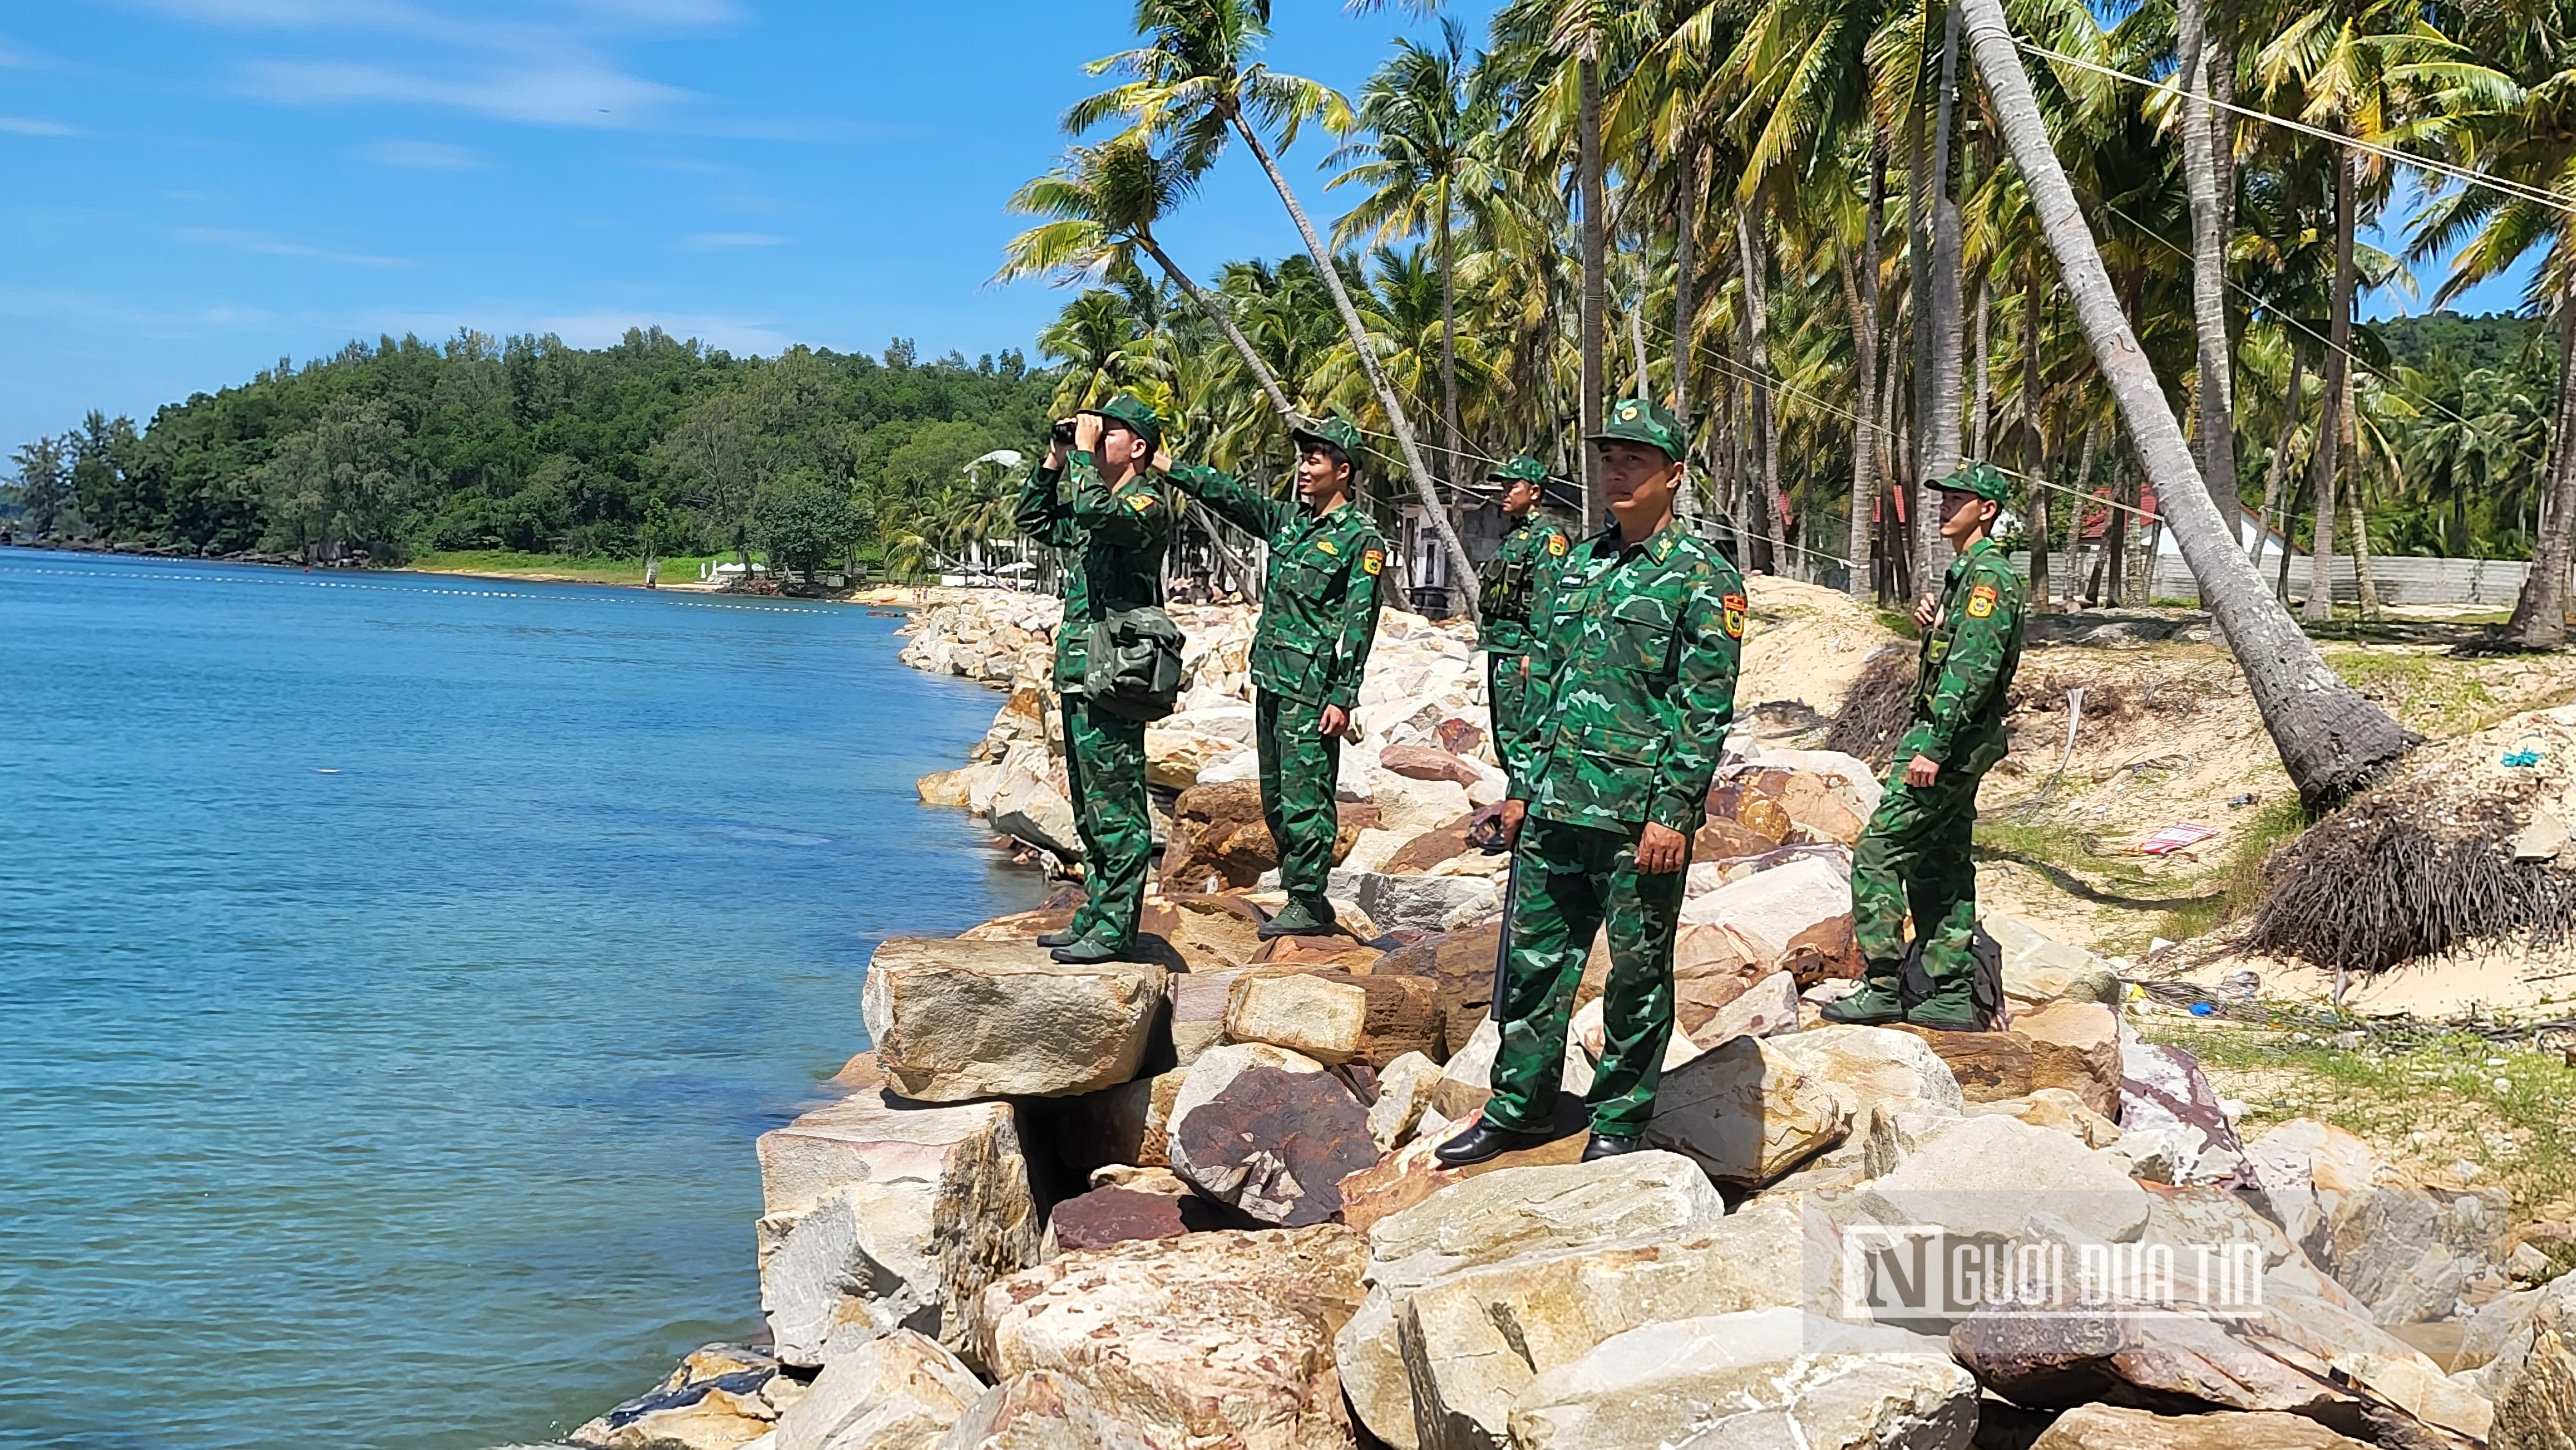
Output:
[1498, 799, 1526, 847]
[1913, 595, 1938, 630]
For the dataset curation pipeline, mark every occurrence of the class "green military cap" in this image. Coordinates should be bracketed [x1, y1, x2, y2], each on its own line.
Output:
[1084, 392, 1163, 451]
[1931, 460, 2011, 504]
[1588, 396, 1686, 462]
[1485, 455, 1553, 488]
[1291, 415, 1363, 462]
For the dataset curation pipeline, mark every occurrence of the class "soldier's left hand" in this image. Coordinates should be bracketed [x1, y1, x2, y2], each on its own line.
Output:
[1904, 753, 1941, 787]
[1635, 822, 1689, 874]
[1073, 411, 1105, 452]
[1152, 447, 1172, 473]
[1318, 704, 1350, 739]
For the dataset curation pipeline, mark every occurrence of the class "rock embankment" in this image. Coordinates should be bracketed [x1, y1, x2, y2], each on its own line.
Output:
[560, 586, 2570, 1450]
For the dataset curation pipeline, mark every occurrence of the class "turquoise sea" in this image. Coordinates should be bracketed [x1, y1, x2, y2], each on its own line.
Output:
[0, 549, 1041, 1450]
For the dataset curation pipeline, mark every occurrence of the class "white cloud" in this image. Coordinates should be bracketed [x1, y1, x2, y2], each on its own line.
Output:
[681, 232, 789, 250]
[236, 55, 698, 129]
[178, 227, 414, 268]
[0, 117, 80, 137]
[355, 138, 487, 171]
[0, 35, 67, 69]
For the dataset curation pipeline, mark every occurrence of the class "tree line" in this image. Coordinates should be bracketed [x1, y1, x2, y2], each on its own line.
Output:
[1, 328, 1055, 576]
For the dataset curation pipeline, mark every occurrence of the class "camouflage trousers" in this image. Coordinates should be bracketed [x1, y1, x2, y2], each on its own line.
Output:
[1255, 690, 1341, 901]
[1062, 695, 1151, 948]
[1484, 651, 1534, 752]
[1850, 767, 1981, 986]
[1486, 815, 1683, 1137]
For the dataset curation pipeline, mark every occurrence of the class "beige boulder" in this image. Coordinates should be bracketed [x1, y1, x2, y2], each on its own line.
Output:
[862, 938, 1165, 1101]
[1143, 728, 1244, 791]
[571, 1344, 798, 1450]
[1223, 969, 1443, 1068]
[1506, 1309, 1976, 1450]
[1853, 1112, 2151, 1245]
[988, 769, 1080, 860]
[976, 1226, 1368, 1450]
[2029, 1404, 2372, 1449]
[1763, 1024, 1965, 1111]
[1332, 1111, 1589, 1236]
[772, 1329, 983, 1450]
[755, 1060, 1041, 1369]
[2490, 1273, 2576, 1450]
[1365, 1051, 1443, 1153]
[1642, 1036, 1858, 1188]
[937, 1371, 1170, 1450]
[1968, 1086, 2123, 1148]
[1336, 1153, 1725, 1449]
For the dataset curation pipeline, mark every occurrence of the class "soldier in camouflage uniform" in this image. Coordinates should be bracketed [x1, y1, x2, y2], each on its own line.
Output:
[1164, 417, 1388, 938]
[1828, 462, 2028, 1030]
[1014, 394, 1175, 965]
[1439, 399, 1746, 1165]
[1473, 457, 1575, 753]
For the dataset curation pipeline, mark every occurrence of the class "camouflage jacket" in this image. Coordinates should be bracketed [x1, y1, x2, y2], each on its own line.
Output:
[1014, 451, 1175, 692]
[1166, 463, 1387, 710]
[1898, 536, 2027, 773]
[1505, 519, 1745, 834]
[1475, 511, 1573, 655]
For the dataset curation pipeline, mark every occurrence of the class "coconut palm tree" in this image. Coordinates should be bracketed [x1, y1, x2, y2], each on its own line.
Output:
[998, 137, 1296, 422]
[1070, 0, 1481, 604]
[1960, 0, 2409, 804]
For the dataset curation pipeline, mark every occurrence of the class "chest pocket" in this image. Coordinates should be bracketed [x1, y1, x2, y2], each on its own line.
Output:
[1600, 594, 1678, 675]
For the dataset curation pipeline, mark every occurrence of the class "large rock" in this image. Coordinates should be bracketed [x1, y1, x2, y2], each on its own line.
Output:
[1425, 1015, 1499, 1122]
[1333, 1108, 1590, 1236]
[2122, 1042, 2248, 1187]
[989, 770, 1081, 860]
[1365, 1051, 1442, 1153]
[1396, 1200, 1827, 1448]
[937, 1370, 1168, 1450]
[1507, 1309, 1977, 1450]
[1985, 914, 2125, 1006]
[1336, 1153, 1725, 1449]
[1764, 1024, 1966, 1112]
[2242, 1117, 2508, 1328]
[862, 938, 1166, 1101]
[1853, 1113, 2150, 1245]
[1330, 869, 1501, 936]
[976, 1226, 1368, 1450]
[1642, 1036, 1859, 1188]
[2030, 1404, 2374, 1449]
[2489, 1274, 2576, 1450]
[1379, 744, 1484, 788]
[756, 1062, 1041, 1368]
[1165, 1042, 1379, 1227]
[1224, 969, 1443, 1068]
[1370, 923, 1503, 1054]
[1144, 727, 1247, 790]
[1159, 780, 1276, 893]
[1166, 967, 1244, 1067]
[1039, 1068, 1185, 1173]
[773, 1329, 983, 1450]
[1045, 1185, 1218, 1252]
[1676, 853, 1854, 981]
[1894, 1001, 2121, 1118]
[1968, 1086, 2123, 1149]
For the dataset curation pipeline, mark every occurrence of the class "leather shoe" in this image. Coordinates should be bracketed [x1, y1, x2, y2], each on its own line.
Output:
[1036, 928, 1081, 948]
[1432, 1118, 1551, 1167]
[1581, 1132, 1646, 1162]
[1050, 938, 1128, 965]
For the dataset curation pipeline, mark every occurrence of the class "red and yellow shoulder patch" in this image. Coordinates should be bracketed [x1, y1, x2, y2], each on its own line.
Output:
[1547, 532, 1569, 557]
[1966, 583, 1999, 619]
[1361, 547, 1384, 576]
[1721, 591, 1748, 640]
[1125, 491, 1156, 513]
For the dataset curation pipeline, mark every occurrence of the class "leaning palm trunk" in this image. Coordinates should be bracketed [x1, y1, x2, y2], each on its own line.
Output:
[2504, 299, 2576, 646]
[1230, 115, 1481, 615]
[2177, 0, 2238, 526]
[1137, 236, 1296, 422]
[2306, 150, 2354, 623]
[1960, 0, 2408, 805]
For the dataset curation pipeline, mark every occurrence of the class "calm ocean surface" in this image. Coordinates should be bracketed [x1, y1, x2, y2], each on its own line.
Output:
[0, 549, 1040, 1450]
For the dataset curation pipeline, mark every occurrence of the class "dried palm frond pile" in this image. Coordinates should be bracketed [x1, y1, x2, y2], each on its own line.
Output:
[2241, 705, 2576, 975]
[1824, 645, 1915, 767]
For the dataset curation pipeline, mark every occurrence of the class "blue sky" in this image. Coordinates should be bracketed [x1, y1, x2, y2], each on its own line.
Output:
[0, 1, 1484, 450]
[0, 1, 2534, 455]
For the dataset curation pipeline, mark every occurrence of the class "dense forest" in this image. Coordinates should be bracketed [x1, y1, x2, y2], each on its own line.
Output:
[1, 328, 1056, 572]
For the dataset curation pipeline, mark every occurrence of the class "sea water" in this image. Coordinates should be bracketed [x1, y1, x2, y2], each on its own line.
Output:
[0, 549, 1041, 1450]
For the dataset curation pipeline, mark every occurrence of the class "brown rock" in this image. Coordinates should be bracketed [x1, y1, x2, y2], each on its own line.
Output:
[1225, 968, 1442, 1068]
[1365, 921, 1499, 1054]
[1778, 912, 1864, 985]
[1166, 1043, 1380, 1227]
[1775, 770, 1866, 845]
[1379, 744, 1484, 788]
[1437, 718, 1484, 756]
[1043, 1069, 1186, 1172]
[1380, 809, 1499, 874]
[2029, 1404, 2372, 1450]
[1250, 934, 1383, 970]
[1333, 1107, 1590, 1234]
[1159, 780, 1276, 894]
[1892, 1021, 2038, 1103]
[2016, 999, 2124, 1119]
[976, 1226, 1368, 1450]
[1139, 893, 1267, 972]
[959, 907, 1079, 943]
[1046, 1186, 1216, 1252]
[1692, 815, 1785, 863]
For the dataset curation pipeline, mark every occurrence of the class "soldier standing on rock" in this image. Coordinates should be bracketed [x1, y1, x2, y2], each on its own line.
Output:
[1161, 417, 1388, 939]
[1472, 457, 1575, 754]
[1828, 462, 2028, 1030]
[1439, 399, 1745, 1165]
[1015, 393, 1174, 965]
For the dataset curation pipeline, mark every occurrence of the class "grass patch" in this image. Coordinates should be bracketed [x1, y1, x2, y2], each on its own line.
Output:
[403, 551, 726, 585]
[2156, 795, 2307, 943]
[2323, 646, 2500, 737]
[2146, 1016, 2576, 1221]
